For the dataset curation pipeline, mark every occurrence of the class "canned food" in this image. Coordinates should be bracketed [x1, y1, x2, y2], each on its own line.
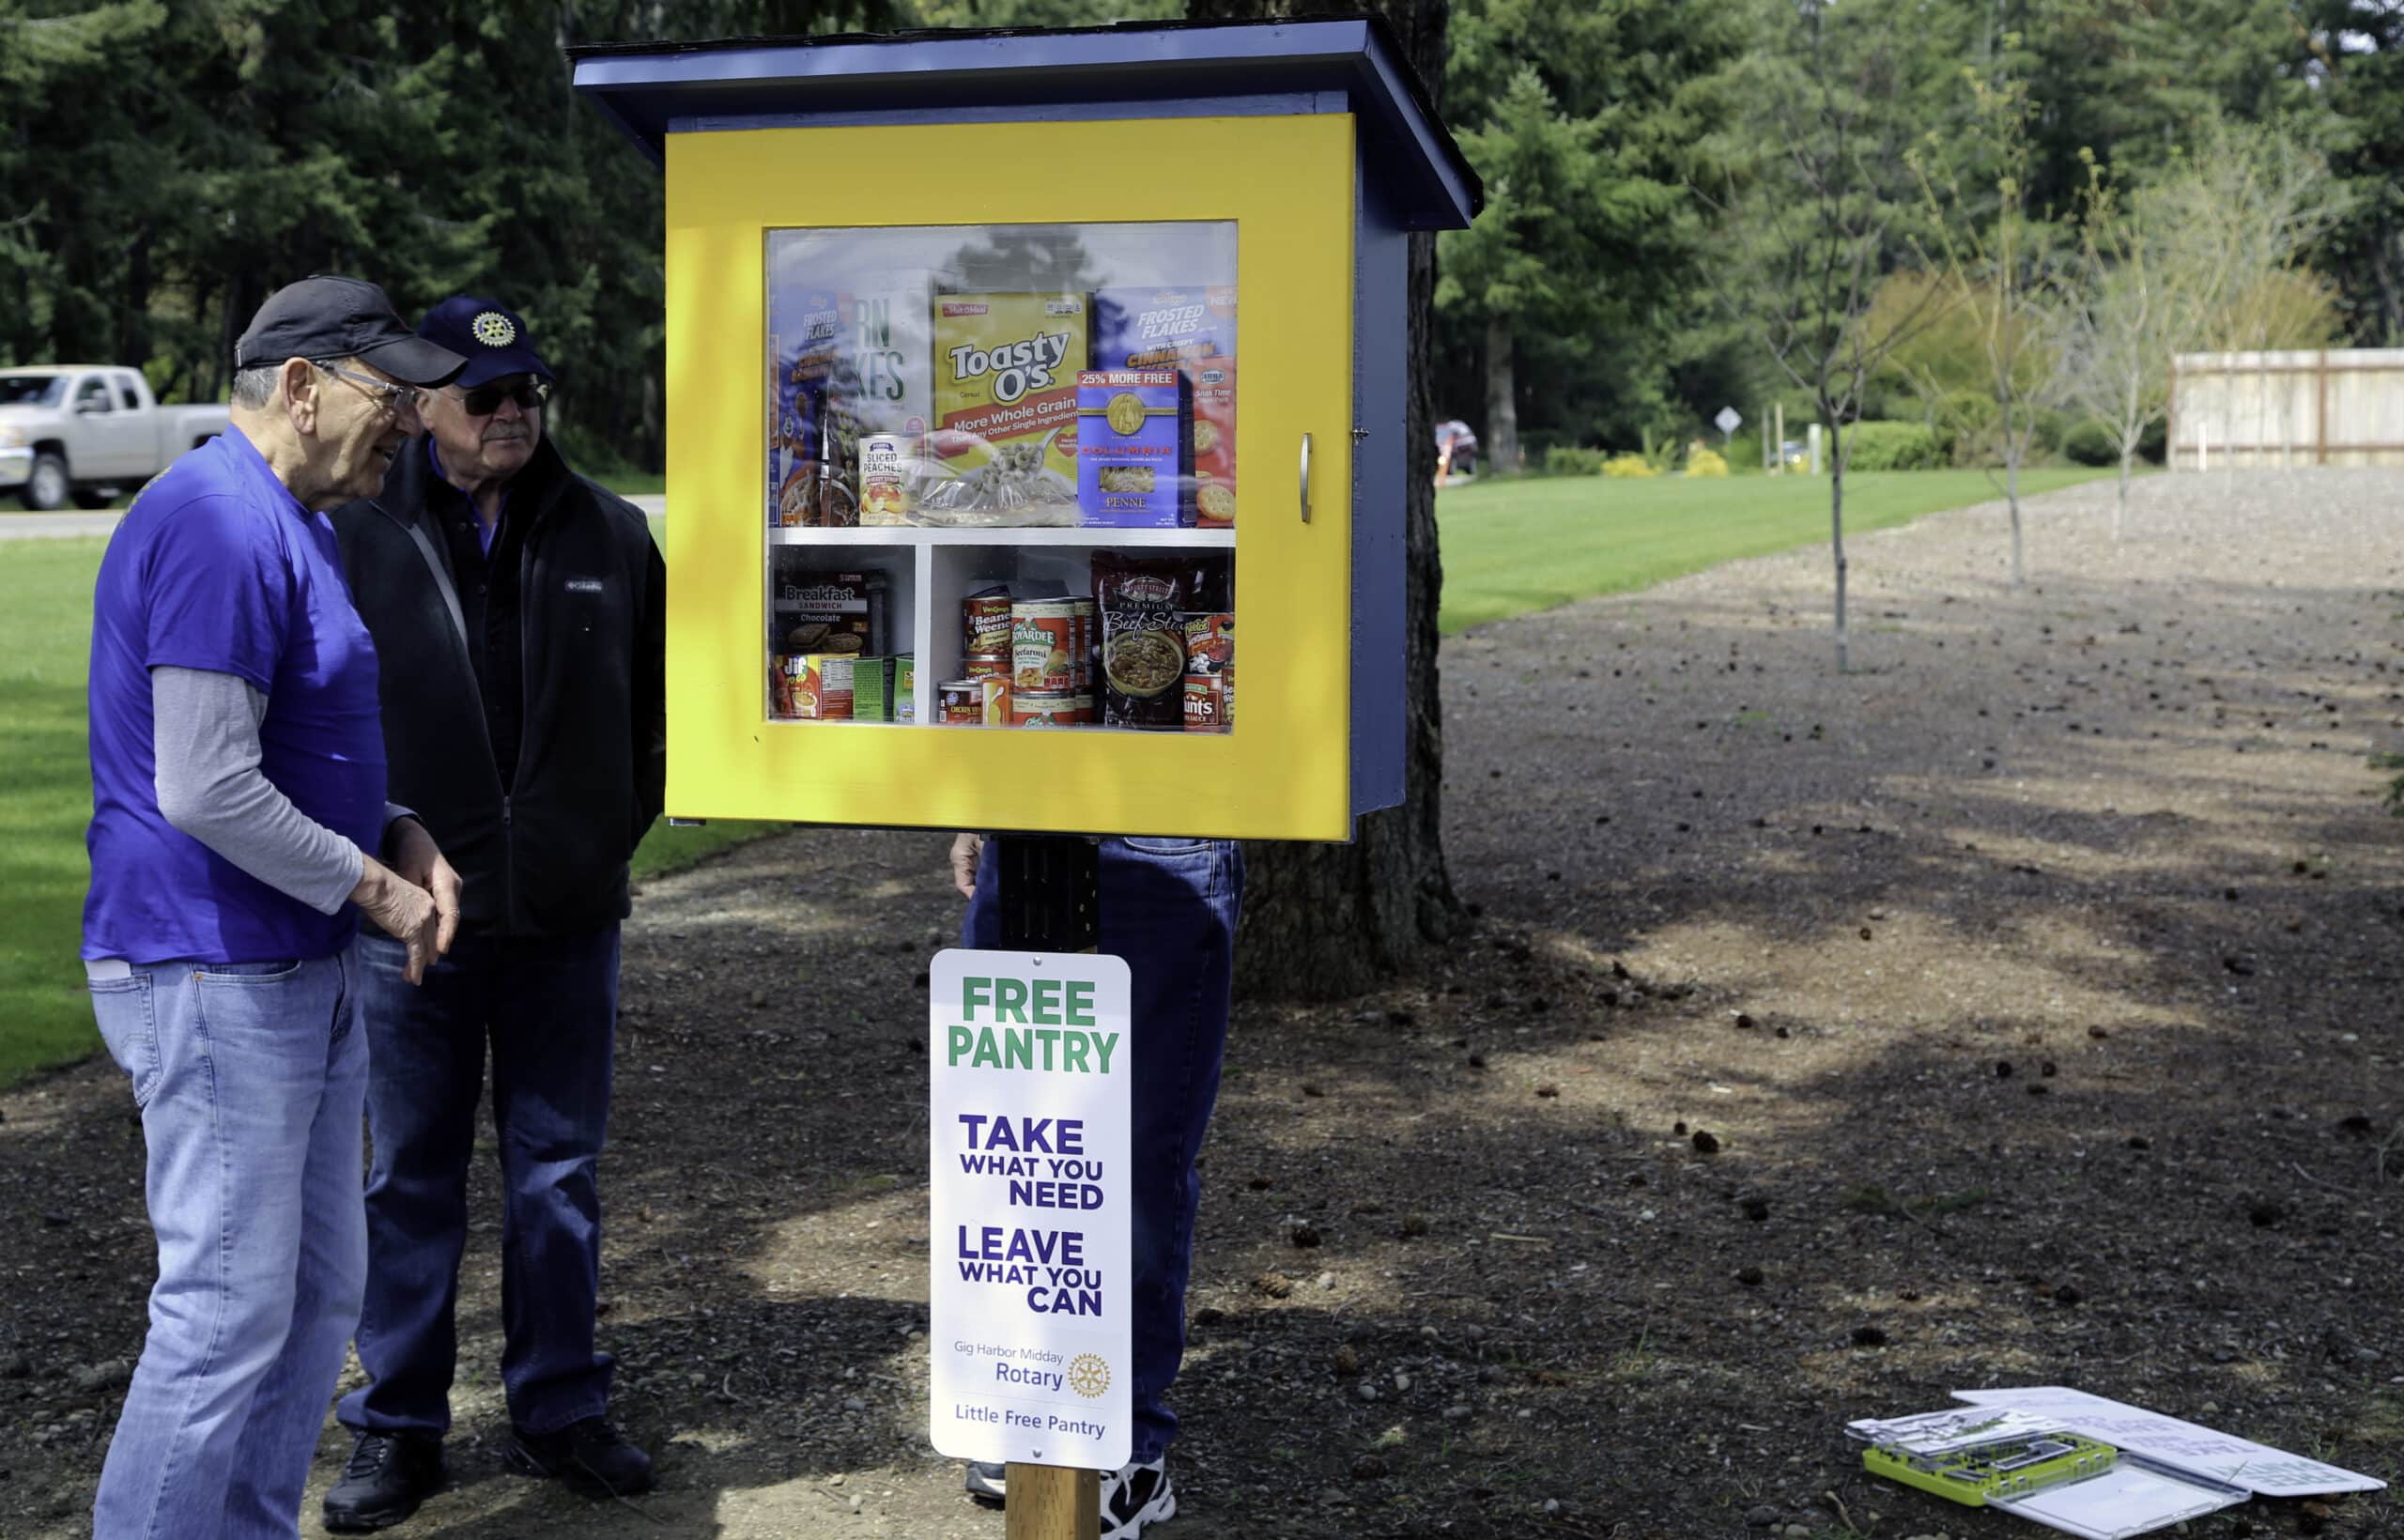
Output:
[937, 678, 984, 724]
[980, 674, 1010, 724]
[1183, 612, 1233, 675]
[858, 433, 916, 526]
[963, 586, 1012, 662]
[1013, 690, 1092, 728]
[1011, 599, 1082, 692]
[1181, 673, 1226, 733]
[963, 654, 1009, 682]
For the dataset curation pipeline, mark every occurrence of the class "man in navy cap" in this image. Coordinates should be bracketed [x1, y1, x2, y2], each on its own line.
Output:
[82, 273, 468, 1539]
[322, 297, 665, 1530]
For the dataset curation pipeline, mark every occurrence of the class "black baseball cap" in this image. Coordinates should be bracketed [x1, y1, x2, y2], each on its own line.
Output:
[233, 275, 468, 387]
[417, 296, 554, 389]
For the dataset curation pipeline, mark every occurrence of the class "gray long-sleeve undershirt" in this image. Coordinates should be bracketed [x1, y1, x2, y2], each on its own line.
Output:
[150, 664, 408, 916]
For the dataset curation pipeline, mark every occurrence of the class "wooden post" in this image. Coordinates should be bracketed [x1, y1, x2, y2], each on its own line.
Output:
[996, 835, 1103, 1540]
[2317, 349, 2329, 466]
[1009, 1470, 1102, 1540]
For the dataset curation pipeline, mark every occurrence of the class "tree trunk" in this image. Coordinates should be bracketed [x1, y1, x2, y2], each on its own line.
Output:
[2007, 444, 2024, 588]
[2115, 442, 2133, 541]
[1828, 421, 1849, 673]
[1187, 0, 1462, 1000]
[1484, 314, 1520, 476]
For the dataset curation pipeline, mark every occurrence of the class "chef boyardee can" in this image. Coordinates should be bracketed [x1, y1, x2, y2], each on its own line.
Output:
[1013, 690, 1091, 727]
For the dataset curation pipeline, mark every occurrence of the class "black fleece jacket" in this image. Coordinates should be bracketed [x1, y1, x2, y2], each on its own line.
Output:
[333, 435, 665, 937]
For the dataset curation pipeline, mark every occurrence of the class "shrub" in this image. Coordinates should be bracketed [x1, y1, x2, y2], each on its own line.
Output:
[1601, 453, 1657, 479]
[1685, 446, 1730, 478]
[1544, 445, 1609, 477]
[2061, 419, 2119, 467]
[1840, 421, 1944, 471]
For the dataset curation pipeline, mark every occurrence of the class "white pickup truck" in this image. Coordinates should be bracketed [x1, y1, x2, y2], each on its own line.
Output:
[0, 366, 232, 511]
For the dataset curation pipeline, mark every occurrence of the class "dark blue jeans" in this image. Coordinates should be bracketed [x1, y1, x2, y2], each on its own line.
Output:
[337, 926, 621, 1440]
[964, 837, 1244, 1466]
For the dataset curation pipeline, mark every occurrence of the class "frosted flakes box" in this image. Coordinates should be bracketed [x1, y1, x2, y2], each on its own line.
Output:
[1076, 370, 1194, 528]
[1091, 286, 1237, 527]
[920, 294, 1086, 526]
[765, 285, 843, 528]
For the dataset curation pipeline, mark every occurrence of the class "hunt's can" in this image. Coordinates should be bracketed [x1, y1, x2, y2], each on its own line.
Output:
[1181, 673, 1226, 733]
[857, 432, 916, 526]
[1012, 690, 1092, 728]
[1011, 599, 1082, 693]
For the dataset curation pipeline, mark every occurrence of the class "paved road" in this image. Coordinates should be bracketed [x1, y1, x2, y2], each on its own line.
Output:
[2, 491, 666, 541]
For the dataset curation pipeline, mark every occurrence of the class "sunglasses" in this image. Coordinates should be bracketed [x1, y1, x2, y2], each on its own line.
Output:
[451, 377, 553, 416]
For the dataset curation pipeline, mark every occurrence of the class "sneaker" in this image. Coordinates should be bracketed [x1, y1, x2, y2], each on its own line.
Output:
[963, 1460, 1008, 1503]
[1100, 1456, 1176, 1539]
[322, 1431, 444, 1532]
[505, 1416, 656, 1498]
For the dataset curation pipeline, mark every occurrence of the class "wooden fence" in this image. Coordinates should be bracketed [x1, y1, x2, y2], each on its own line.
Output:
[2168, 348, 2404, 470]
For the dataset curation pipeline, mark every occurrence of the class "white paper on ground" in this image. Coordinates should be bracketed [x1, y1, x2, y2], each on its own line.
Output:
[1844, 1407, 2072, 1457]
[1986, 1456, 2249, 1540]
[1953, 1387, 2385, 1496]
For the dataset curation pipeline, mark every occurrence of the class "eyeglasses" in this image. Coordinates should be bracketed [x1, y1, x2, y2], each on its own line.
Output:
[311, 360, 422, 421]
[452, 377, 552, 416]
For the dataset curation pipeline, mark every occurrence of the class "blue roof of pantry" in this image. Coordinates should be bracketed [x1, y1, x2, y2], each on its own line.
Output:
[567, 15, 1480, 230]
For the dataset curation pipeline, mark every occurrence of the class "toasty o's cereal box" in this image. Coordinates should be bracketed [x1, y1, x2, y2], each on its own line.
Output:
[1091, 286, 1237, 527]
[920, 294, 1086, 525]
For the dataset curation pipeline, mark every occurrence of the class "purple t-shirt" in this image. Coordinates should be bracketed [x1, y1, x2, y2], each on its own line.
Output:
[83, 427, 388, 963]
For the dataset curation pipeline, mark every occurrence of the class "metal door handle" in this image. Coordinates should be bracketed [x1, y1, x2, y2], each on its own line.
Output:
[1299, 432, 1313, 523]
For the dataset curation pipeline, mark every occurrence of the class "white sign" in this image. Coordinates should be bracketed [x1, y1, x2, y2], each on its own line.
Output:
[1952, 1387, 2385, 1496]
[929, 949, 1133, 1471]
[1714, 406, 1742, 435]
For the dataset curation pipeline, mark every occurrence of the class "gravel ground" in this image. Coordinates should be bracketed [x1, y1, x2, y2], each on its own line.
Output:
[5, 468, 2402, 1539]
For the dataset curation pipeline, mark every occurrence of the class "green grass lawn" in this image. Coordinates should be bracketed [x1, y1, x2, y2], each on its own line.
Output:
[0, 538, 109, 1085]
[1, 467, 2113, 1086]
[1434, 466, 2119, 633]
[0, 524, 765, 1087]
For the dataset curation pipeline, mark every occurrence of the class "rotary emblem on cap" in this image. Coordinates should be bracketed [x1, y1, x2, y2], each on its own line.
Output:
[470, 311, 516, 348]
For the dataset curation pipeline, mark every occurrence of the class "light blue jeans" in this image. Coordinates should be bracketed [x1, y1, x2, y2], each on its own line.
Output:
[85, 948, 368, 1540]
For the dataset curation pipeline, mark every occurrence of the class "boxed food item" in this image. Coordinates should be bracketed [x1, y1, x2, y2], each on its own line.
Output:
[850, 656, 899, 722]
[920, 294, 1086, 525]
[770, 568, 886, 658]
[765, 285, 843, 528]
[1091, 285, 1237, 526]
[896, 655, 917, 723]
[1075, 370, 1194, 528]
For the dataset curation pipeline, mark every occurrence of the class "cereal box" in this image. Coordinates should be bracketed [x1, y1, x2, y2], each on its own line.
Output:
[850, 656, 898, 722]
[1075, 370, 1194, 528]
[920, 294, 1086, 526]
[1092, 286, 1237, 526]
[765, 285, 843, 528]
[896, 655, 917, 723]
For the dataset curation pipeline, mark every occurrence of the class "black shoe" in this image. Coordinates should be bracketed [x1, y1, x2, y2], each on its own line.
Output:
[506, 1416, 656, 1498]
[964, 1460, 1008, 1503]
[322, 1431, 444, 1532]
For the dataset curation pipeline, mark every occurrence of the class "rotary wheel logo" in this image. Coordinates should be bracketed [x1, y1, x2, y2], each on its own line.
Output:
[1067, 1353, 1110, 1398]
[470, 311, 516, 347]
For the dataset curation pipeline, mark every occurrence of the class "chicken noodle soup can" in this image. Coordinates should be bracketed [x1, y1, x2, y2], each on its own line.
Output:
[1012, 690, 1092, 728]
[937, 678, 993, 725]
[1010, 599, 1081, 692]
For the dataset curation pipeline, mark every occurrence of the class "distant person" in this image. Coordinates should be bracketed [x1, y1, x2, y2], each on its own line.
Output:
[321, 297, 666, 1531]
[81, 274, 468, 1538]
[946, 833, 1245, 1540]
